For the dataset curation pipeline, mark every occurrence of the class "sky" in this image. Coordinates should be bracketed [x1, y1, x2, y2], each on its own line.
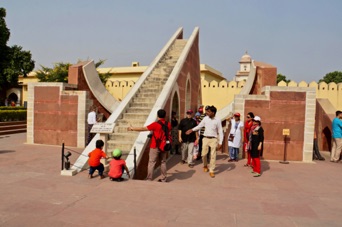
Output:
[2, 0, 342, 82]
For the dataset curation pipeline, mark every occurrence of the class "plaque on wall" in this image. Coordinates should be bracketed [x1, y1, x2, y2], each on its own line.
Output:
[282, 129, 290, 136]
[91, 123, 115, 134]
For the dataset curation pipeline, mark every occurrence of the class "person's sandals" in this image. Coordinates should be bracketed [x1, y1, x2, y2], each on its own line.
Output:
[158, 179, 167, 182]
[244, 164, 249, 167]
[188, 164, 194, 168]
[253, 173, 261, 177]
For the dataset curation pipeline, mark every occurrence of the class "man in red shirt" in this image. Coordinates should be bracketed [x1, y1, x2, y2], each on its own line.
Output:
[128, 109, 171, 182]
[88, 139, 107, 179]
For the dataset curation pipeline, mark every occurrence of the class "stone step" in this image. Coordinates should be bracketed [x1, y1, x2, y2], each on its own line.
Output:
[142, 79, 165, 84]
[135, 93, 158, 99]
[116, 118, 146, 126]
[136, 88, 160, 93]
[114, 126, 131, 133]
[0, 128, 27, 136]
[129, 102, 154, 108]
[108, 132, 138, 141]
[122, 113, 150, 120]
[132, 97, 155, 103]
[0, 121, 27, 126]
[125, 107, 151, 114]
[146, 77, 168, 82]
[152, 67, 173, 74]
[0, 124, 26, 131]
[107, 140, 134, 151]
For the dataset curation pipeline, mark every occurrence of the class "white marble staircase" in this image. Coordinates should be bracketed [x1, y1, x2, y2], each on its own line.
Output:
[106, 39, 187, 159]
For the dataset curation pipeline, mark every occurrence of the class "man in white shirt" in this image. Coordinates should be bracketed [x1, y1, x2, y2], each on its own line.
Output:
[87, 106, 97, 145]
[186, 106, 223, 178]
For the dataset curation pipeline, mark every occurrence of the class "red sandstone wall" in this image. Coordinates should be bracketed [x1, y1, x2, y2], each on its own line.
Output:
[245, 91, 306, 161]
[251, 62, 277, 95]
[68, 63, 110, 120]
[177, 36, 201, 115]
[34, 86, 78, 146]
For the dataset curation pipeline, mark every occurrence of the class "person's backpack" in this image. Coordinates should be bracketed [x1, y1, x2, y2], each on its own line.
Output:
[154, 120, 172, 152]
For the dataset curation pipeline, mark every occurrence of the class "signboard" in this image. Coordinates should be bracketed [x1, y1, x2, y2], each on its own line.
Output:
[91, 123, 115, 134]
[282, 129, 290, 136]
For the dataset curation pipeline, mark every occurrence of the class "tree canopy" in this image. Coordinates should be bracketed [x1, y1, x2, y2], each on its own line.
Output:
[319, 71, 342, 84]
[36, 62, 71, 83]
[0, 8, 35, 92]
[277, 73, 290, 83]
[36, 59, 111, 85]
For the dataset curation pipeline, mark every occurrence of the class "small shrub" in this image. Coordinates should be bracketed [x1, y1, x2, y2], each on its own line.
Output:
[0, 110, 27, 122]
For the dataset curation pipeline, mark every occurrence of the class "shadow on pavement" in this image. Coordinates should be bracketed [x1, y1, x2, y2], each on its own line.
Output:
[167, 169, 196, 182]
[0, 150, 15, 154]
[261, 160, 271, 172]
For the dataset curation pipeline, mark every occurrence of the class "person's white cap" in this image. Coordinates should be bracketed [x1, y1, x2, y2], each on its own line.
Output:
[253, 116, 261, 122]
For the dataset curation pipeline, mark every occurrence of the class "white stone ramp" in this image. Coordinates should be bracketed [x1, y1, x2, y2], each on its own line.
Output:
[82, 61, 120, 113]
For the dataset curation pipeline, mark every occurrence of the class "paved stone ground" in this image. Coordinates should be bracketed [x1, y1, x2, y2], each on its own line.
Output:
[1, 133, 342, 226]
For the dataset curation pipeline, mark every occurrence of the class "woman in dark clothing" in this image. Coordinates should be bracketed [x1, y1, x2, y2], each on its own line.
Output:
[249, 116, 264, 177]
[171, 111, 180, 154]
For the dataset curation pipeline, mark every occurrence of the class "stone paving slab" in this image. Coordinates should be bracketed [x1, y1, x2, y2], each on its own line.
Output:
[1, 133, 342, 226]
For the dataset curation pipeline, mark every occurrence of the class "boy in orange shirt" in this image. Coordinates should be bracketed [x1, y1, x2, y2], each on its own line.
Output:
[108, 149, 130, 182]
[88, 139, 107, 179]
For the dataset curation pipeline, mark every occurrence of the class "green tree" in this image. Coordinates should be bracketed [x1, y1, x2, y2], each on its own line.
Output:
[277, 73, 290, 83]
[36, 59, 110, 85]
[5, 45, 35, 80]
[319, 71, 342, 84]
[36, 62, 71, 83]
[0, 8, 35, 92]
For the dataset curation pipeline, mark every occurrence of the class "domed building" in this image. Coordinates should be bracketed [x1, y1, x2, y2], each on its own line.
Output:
[234, 51, 252, 81]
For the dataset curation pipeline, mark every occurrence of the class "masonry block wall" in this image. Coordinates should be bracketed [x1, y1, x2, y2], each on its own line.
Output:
[241, 87, 315, 162]
[246, 91, 306, 161]
[27, 83, 88, 147]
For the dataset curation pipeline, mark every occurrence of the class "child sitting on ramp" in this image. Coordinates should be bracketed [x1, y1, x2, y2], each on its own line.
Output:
[108, 149, 131, 182]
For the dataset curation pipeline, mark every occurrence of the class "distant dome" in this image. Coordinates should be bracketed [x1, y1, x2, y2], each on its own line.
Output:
[239, 51, 251, 63]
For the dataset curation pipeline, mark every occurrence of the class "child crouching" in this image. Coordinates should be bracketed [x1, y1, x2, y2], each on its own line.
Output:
[108, 149, 131, 182]
[88, 139, 107, 179]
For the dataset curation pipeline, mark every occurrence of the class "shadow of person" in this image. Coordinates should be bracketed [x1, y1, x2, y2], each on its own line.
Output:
[215, 162, 236, 174]
[216, 153, 229, 161]
[167, 169, 196, 182]
[261, 160, 270, 172]
[0, 150, 15, 154]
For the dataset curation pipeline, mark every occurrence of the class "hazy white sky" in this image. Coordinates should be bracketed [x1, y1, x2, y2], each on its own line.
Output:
[2, 0, 342, 82]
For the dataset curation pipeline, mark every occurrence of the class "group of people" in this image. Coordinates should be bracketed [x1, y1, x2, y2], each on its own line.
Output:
[128, 106, 263, 181]
[86, 105, 265, 182]
[126, 107, 224, 181]
[227, 112, 264, 177]
[86, 105, 342, 182]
